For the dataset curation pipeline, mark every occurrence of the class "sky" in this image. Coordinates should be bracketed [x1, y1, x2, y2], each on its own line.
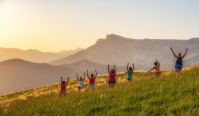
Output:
[0, 0, 198, 52]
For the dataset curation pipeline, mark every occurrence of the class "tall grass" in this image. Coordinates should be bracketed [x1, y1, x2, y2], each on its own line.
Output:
[1, 66, 199, 116]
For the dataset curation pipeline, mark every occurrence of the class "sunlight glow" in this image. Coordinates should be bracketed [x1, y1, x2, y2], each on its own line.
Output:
[0, 0, 198, 52]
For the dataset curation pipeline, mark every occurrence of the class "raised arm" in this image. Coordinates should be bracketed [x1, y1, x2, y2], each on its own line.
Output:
[132, 63, 134, 71]
[148, 66, 155, 72]
[94, 69, 97, 79]
[108, 64, 110, 74]
[87, 70, 91, 80]
[170, 48, 178, 58]
[182, 48, 188, 59]
[66, 77, 70, 85]
[76, 73, 79, 81]
[83, 72, 86, 81]
[156, 59, 160, 66]
[114, 65, 116, 75]
[127, 63, 129, 72]
[61, 77, 62, 85]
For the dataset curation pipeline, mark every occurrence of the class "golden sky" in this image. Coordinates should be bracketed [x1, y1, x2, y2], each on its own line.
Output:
[0, 0, 198, 52]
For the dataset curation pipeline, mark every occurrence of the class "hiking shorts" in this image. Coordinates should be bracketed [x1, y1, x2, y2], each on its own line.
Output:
[108, 81, 116, 84]
[175, 65, 183, 72]
[89, 84, 95, 88]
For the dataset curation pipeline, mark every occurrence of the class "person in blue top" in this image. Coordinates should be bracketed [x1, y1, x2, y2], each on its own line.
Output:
[127, 63, 134, 84]
[170, 47, 188, 77]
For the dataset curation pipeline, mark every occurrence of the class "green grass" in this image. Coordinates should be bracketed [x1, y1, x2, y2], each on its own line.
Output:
[1, 66, 199, 116]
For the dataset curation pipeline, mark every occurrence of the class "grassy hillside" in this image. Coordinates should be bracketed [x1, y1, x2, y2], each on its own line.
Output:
[1, 66, 199, 116]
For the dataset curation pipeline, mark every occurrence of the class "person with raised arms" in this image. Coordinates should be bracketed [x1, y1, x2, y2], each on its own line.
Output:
[108, 64, 116, 88]
[170, 47, 188, 77]
[127, 63, 134, 83]
[76, 72, 85, 91]
[148, 59, 161, 77]
[59, 77, 69, 97]
[87, 69, 97, 93]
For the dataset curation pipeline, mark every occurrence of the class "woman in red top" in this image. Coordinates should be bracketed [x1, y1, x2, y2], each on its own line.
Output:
[59, 77, 69, 97]
[148, 59, 161, 77]
[108, 64, 116, 88]
[87, 69, 97, 93]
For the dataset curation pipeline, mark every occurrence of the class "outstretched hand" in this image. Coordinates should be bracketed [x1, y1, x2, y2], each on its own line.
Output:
[170, 47, 173, 51]
[127, 63, 129, 65]
[133, 63, 134, 65]
[95, 69, 97, 72]
[68, 77, 70, 80]
[61, 77, 62, 79]
[186, 48, 188, 51]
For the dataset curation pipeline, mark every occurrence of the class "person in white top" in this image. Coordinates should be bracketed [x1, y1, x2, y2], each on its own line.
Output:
[76, 72, 85, 91]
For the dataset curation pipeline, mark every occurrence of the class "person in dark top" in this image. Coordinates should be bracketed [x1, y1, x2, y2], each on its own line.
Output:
[170, 47, 188, 77]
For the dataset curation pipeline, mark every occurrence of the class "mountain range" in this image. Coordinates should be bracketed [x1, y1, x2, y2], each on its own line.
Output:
[50, 34, 199, 69]
[0, 47, 83, 63]
[0, 59, 127, 95]
[1, 34, 199, 95]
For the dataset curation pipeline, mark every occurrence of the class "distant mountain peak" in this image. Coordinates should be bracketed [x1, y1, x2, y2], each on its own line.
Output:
[78, 59, 91, 63]
[69, 59, 92, 65]
[27, 49, 39, 51]
[26, 49, 42, 53]
[4, 58, 25, 62]
[105, 34, 133, 41]
[96, 34, 134, 44]
[76, 47, 84, 50]
[56, 48, 83, 55]
[0, 58, 31, 64]
[190, 37, 199, 40]
[96, 38, 105, 44]
[106, 34, 124, 39]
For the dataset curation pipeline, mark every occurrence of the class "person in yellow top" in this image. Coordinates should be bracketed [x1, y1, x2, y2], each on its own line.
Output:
[148, 59, 161, 77]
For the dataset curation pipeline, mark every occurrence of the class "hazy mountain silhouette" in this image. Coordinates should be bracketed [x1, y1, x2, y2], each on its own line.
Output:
[0, 58, 135, 95]
[55, 48, 84, 55]
[2, 35, 199, 95]
[59, 59, 129, 76]
[0, 47, 83, 63]
[50, 34, 199, 69]
[60, 59, 150, 73]
[0, 59, 74, 95]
